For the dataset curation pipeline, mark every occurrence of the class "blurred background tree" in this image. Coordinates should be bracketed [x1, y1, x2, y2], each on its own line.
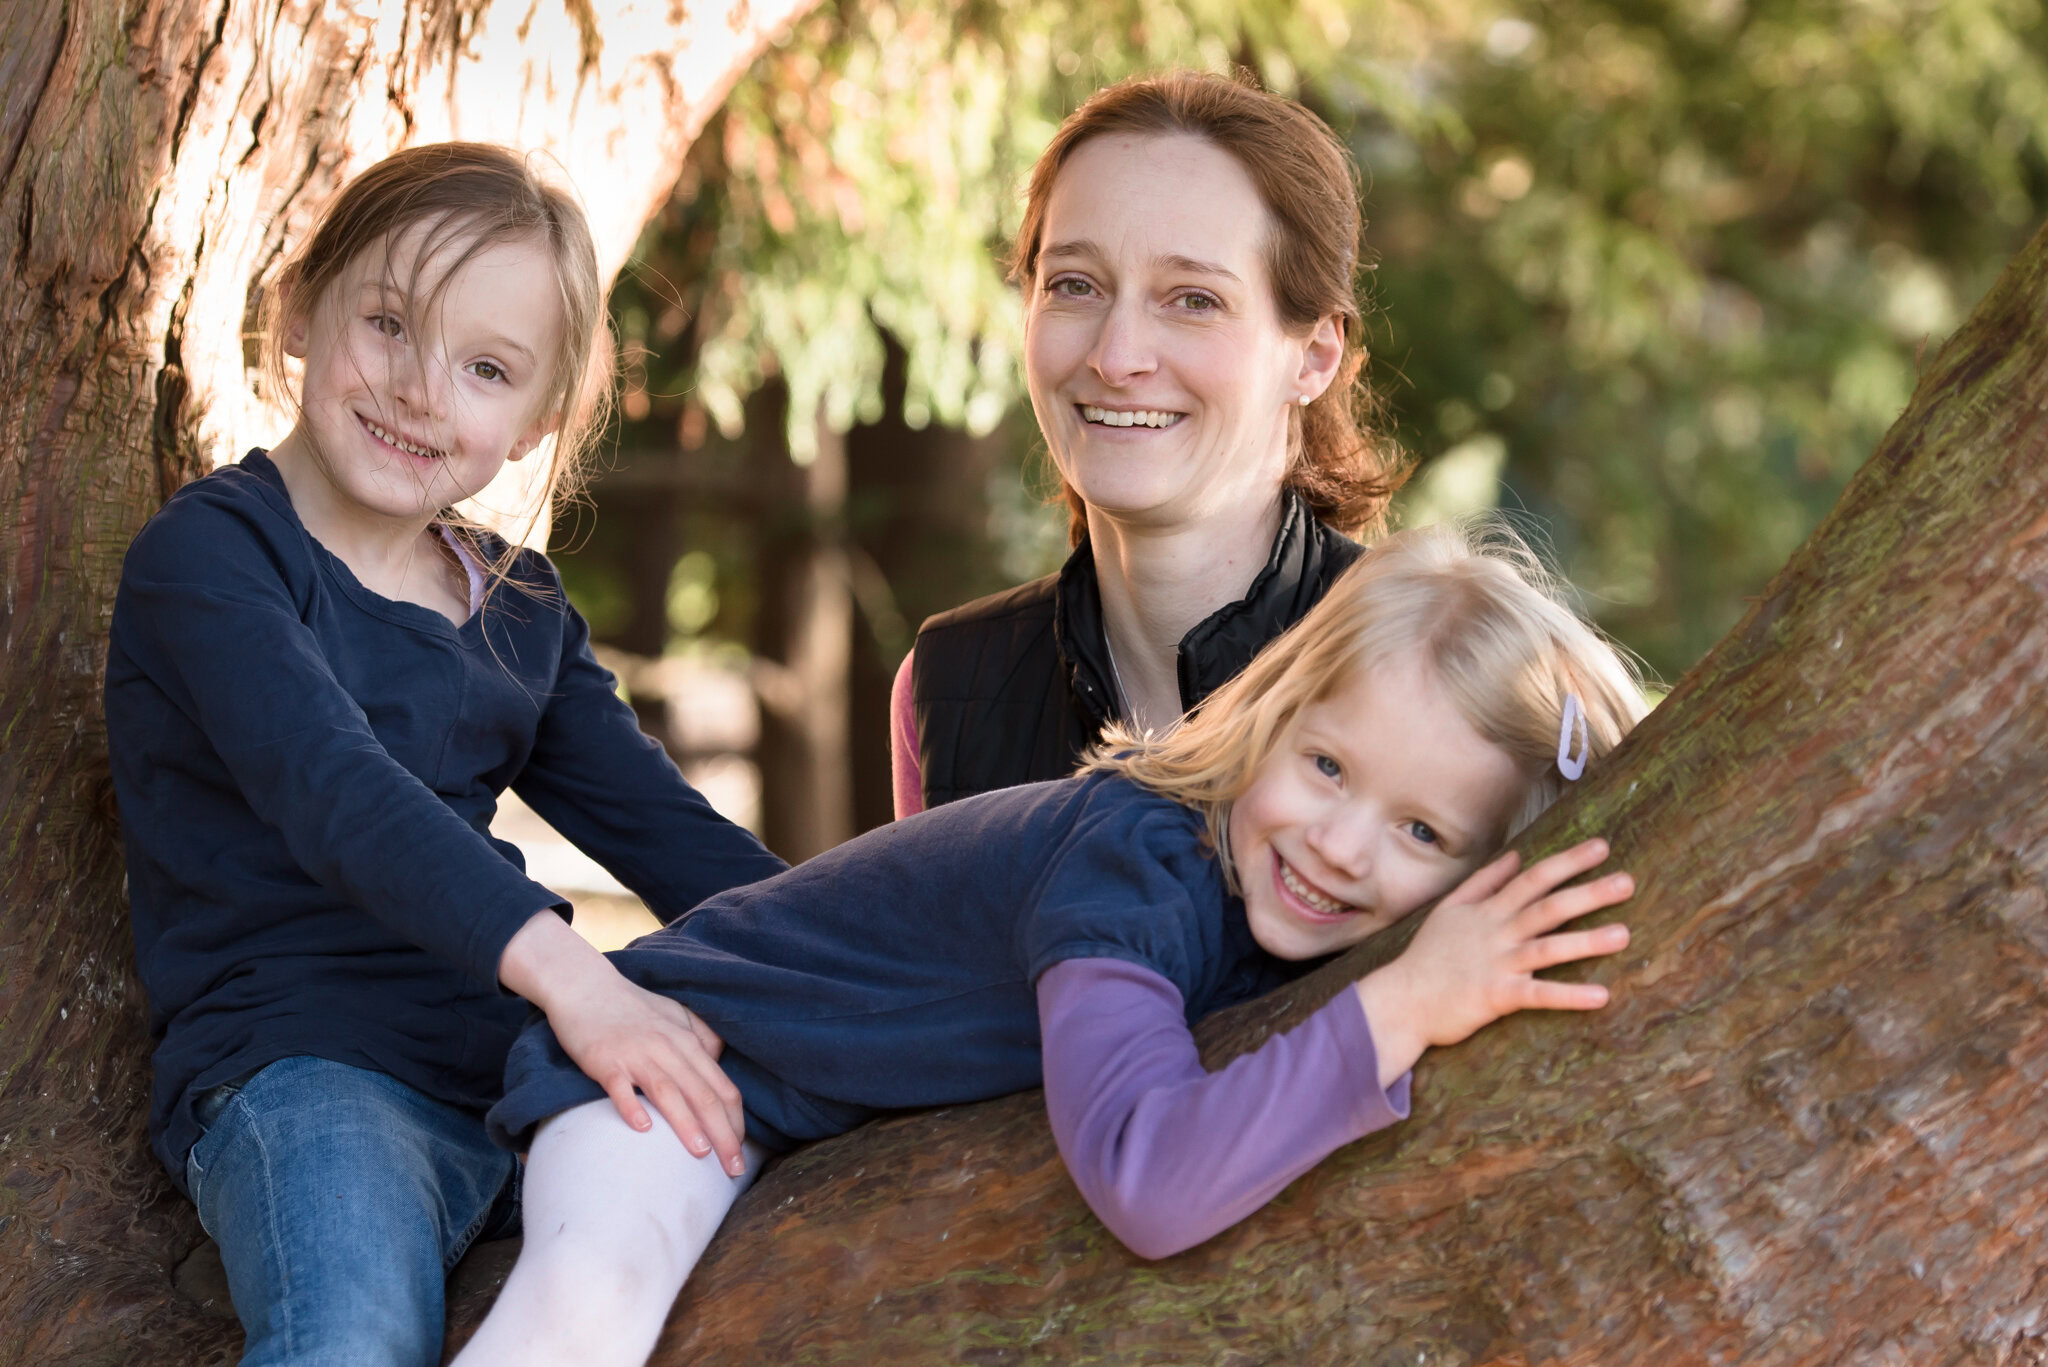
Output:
[544, 0, 2048, 863]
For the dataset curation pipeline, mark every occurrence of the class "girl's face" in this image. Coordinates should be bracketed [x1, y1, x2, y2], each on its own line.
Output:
[1227, 649, 1526, 962]
[282, 224, 565, 532]
[1023, 133, 1342, 535]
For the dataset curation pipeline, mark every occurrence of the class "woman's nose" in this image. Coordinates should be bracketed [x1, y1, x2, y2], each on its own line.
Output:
[1086, 299, 1157, 384]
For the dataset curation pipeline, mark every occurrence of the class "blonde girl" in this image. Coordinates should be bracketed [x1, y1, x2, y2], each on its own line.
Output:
[459, 522, 1649, 1367]
[104, 143, 782, 1366]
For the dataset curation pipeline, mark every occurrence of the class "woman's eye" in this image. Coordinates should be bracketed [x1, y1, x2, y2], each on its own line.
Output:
[470, 360, 506, 383]
[1176, 290, 1220, 311]
[1046, 276, 1094, 299]
[1312, 753, 1341, 780]
[1406, 820, 1441, 846]
[368, 314, 403, 339]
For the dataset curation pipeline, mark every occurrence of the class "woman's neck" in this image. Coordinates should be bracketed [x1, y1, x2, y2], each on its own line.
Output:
[1085, 494, 1285, 734]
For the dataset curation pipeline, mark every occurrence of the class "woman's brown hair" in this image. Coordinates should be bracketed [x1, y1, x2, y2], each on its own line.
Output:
[1012, 71, 1407, 546]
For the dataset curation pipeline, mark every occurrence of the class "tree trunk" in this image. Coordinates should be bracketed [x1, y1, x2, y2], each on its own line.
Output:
[748, 378, 856, 862]
[844, 331, 1006, 832]
[596, 217, 2048, 1364]
[0, 4, 815, 1363]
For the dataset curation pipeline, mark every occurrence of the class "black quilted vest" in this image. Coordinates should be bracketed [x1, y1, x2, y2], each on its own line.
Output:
[910, 493, 1363, 809]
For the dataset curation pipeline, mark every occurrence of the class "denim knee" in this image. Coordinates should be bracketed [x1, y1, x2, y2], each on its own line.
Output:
[186, 1056, 516, 1367]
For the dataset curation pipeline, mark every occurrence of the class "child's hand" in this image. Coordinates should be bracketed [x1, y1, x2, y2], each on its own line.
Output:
[499, 911, 749, 1174]
[1354, 838, 1633, 1089]
[546, 975, 749, 1173]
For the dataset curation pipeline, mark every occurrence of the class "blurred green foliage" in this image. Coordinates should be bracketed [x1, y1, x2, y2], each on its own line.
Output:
[1371, 0, 2048, 673]
[607, 0, 2048, 682]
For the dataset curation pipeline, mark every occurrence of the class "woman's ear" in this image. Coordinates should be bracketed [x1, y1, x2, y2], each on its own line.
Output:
[282, 310, 310, 360]
[1294, 315, 1345, 404]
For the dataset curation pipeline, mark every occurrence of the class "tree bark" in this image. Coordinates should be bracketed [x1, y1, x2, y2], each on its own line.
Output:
[0, 4, 815, 1363]
[589, 217, 2048, 1364]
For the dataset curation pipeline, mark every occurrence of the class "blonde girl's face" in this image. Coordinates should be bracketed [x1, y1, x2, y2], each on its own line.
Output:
[1226, 649, 1527, 962]
[284, 224, 566, 531]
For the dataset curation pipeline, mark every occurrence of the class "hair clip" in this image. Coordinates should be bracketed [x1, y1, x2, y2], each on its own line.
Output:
[1556, 693, 1588, 781]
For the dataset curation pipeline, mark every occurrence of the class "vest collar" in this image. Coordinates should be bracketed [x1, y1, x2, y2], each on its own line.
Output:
[1053, 491, 1345, 727]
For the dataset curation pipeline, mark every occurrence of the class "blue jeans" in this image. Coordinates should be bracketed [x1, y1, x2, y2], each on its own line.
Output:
[186, 1056, 520, 1367]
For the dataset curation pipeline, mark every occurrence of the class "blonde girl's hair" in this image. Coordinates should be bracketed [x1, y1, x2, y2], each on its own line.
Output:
[259, 141, 614, 593]
[1012, 70, 1407, 546]
[1083, 521, 1651, 891]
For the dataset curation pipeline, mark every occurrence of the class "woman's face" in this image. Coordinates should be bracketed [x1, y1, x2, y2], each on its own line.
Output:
[1024, 133, 1341, 537]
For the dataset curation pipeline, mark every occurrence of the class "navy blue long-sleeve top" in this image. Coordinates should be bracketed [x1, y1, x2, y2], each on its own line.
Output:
[490, 772, 1308, 1152]
[105, 451, 787, 1190]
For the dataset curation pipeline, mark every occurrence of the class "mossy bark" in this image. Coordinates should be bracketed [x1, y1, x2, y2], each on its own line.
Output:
[535, 217, 2048, 1365]
[0, 4, 815, 1363]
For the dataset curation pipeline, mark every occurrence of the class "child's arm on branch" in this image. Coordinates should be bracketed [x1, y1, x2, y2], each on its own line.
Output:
[1039, 838, 1631, 1261]
[498, 911, 749, 1175]
[1040, 957, 1405, 1260]
[1353, 838, 1633, 1089]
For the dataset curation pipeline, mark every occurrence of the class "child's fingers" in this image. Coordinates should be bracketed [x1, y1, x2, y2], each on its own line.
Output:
[642, 1070, 744, 1173]
[663, 1033, 749, 1168]
[600, 1073, 658, 1138]
[1514, 872, 1635, 937]
[683, 1008, 727, 1062]
[1515, 922, 1630, 973]
[1495, 838, 1612, 909]
[1515, 977, 1612, 1013]
[1439, 849, 1522, 907]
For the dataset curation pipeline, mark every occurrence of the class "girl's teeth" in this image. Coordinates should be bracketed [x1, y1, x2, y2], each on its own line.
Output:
[364, 419, 444, 459]
[1081, 405, 1181, 428]
[1280, 858, 1354, 915]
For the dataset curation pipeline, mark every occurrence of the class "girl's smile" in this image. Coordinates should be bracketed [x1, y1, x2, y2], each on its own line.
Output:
[359, 415, 448, 462]
[1275, 855, 1356, 918]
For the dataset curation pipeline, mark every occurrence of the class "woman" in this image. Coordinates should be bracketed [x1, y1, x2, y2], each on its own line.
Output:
[891, 71, 1406, 814]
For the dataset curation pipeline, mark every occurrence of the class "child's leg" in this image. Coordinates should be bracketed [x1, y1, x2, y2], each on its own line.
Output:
[186, 1055, 516, 1367]
[451, 1099, 763, 1367]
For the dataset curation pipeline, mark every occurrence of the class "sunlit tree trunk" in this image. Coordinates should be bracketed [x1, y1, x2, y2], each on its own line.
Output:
[557, 218, 2048, 1364]
[0, 3, 816, 1361]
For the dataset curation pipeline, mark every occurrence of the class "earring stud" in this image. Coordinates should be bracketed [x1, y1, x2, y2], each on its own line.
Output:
[1297, 393, 1312, 407]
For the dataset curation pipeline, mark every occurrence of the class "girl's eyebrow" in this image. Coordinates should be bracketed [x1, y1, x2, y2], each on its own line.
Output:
[481, 336, 537, 365]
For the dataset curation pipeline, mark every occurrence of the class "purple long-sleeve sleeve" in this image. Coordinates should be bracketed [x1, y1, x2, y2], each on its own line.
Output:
[1038, 956, 1412, 1260]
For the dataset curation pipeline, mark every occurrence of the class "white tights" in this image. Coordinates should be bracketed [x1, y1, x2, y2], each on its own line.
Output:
[451, 1100, 764, 1367]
